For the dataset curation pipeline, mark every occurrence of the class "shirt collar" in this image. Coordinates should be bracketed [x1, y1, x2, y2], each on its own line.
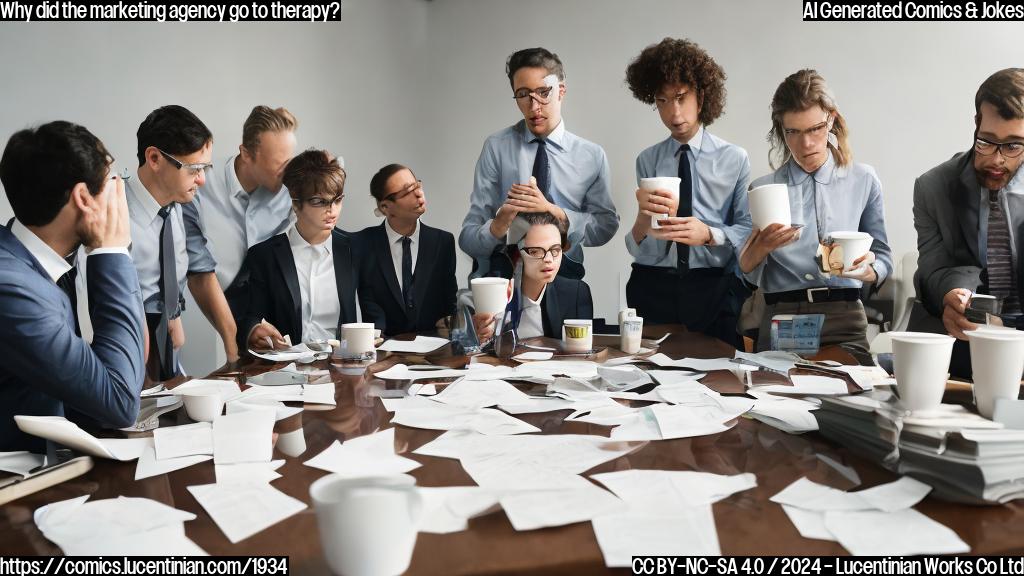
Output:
[524, 119, 567, 151]
[128, 174, 168, 225]
[226, 155, 248, 199]
[288, 224, 333, 255]
[10, 219, 72, 283]
[384, 218, 420, 246]
[672, 125, 704, 157]
[524, 284, 547, 307]
[787, 150, 836, 186]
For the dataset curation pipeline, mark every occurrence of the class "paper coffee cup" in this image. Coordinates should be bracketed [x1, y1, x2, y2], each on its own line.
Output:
[341, 323, 375, 356]
[471, 277, 510, 316]
[889, 331, 955, 413]
[830, 231, 873, 271]
[180, 390, 223, 423]
[966, 329, 1024, 418]
[748, 183, 791, 230]
[640, 177, 681, 229]
[562, 319, 593, 353]
[620, 316, 644, 354]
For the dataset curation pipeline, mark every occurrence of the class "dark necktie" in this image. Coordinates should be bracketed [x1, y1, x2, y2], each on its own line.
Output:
[56, 267, 79, 336]
[531, 139, 553, 203]
[401, 236, 414, 310]
[987, 190, 1020, 313]
[157, 205, 178, 378]
[676, 144, 692, 272]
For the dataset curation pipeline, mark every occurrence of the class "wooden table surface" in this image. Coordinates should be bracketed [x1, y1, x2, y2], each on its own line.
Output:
[3, 327, 1023, 574]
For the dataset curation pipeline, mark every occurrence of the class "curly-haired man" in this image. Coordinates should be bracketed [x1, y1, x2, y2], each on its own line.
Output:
[623, 38, 752, 348]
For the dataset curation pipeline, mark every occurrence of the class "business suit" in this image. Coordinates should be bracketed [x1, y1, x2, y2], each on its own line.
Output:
[509, 276, 593, 339]
[0, 226, 146, 452]
[914, 150, 1024, 376]
[238, 228, 358, 350]
[356, 222, 457, 337]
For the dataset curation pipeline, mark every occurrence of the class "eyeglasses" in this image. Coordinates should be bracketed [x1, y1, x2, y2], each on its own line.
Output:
[299, 194, 344, 209]
[653, 92, 690, 111]
[513, 85, 556, 105]
[157, 148, 213, 177]
[783, 115, 832, 140]
[383, 180, 423, 203]
[520, 245, 563, 260]
[975, 136, 1024, 159]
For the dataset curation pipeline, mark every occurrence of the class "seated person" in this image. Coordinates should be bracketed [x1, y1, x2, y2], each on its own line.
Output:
[240, 149, 357, 351]
[475, 212, 593, 341]
[0, 121, 146, 452]
[739, 70, 892, 352]
[356, 164, 457, 337]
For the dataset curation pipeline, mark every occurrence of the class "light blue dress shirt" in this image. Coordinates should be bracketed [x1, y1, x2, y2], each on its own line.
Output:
[624, 128, 752, 272]
[459, 120, 618, 273]
[744, 152, 893, 294]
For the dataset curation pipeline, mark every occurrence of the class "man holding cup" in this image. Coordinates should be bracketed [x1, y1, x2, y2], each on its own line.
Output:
[623, 38, 752, 347]
[915, 68, 1024, 377]
[459, 47, 619, 280]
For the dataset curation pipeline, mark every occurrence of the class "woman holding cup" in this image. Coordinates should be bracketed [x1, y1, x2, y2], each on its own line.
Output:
[239, 149, 359, 352]
[473, 212, 592, 341]
[740, 69, 893, 351]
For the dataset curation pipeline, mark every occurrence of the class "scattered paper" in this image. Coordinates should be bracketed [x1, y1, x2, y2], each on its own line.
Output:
[378, 336, 450, 354]
[247, 343, 317, 362]
[390, 403, 540, 436]
[781, 505, 836, 541]
[591, 470, 756, 512]
[304, 428, 421, 477]
[153, 422, 213, 460]
[374, 364, 468, 381]
[135, 441, 212, 481]
[593, 508, 721, 566]
[14, 416, 149, 461]
[772, 476, 931, 513]
[212, 409, 275, 464]
[431, 379, 532, 410]
[215, 460, 286, 485]
[187, 481, 307, 544]
[757, 375, 849, 396]
[417, 486, 500, 534]
[823, 508, 969, 555]
[0, 451, 44, 477]
[512, 351, 554, 361]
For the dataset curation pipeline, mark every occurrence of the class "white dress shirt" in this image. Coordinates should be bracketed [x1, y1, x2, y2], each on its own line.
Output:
[384, 219, 420, 290]
[10, 220, 72, 282]
[288, 225, 339, 341]
[125, 177, 189, 316]
[517, 285, 546, 339]
[194, 155, 295, 290]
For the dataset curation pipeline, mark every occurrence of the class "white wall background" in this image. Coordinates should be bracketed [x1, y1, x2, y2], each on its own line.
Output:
[0, 0, 1019, 374]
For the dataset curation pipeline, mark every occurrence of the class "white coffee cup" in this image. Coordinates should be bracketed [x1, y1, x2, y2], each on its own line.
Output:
[640, 177, 681, 229]
[889, 331, 955, 413]
[620, 316, 644, 354]
[341, 323, 376, 355]
[830, 231, 874, 271]
[966, 329, 1024, 418]
[748, 183, 791, 230]
[562, 319, 593, 353]
[471, 277, 510, 316]
[311, 473, 423, 576]
[179, 390, 224, 423]
[618, 308, 637, 326]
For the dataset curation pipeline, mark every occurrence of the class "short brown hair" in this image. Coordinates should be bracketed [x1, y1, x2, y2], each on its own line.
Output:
[241, 105, 297, 151]
[975, 68, 1024, 122]
[521, 211, 569, 248]
[369, 163, 415, 203]
[282, 149, 345, 202]
[767, 69, 852, 169]
[625, 38, 727, 126]
[506, 48, 564, 87]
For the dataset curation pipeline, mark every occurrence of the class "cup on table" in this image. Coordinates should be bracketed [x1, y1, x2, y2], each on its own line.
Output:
[620, 316, 644, 354]
[966, 328, 1024, 418]
[640, 177, 681, 229]
[618, 308, 637, 326]
[470, 277, 510, 317]
[339, 323, 376, 359]
[889, 331, 956, 413]
[310, 473, 422, 576]
[178, 389, 224, 423]
[748, 183, 791, 230]
[562, 319, 593, 353]
[829, 231, 873, 271]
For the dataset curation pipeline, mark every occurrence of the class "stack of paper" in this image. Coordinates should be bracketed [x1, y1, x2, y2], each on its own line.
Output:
[35, 495, 206, 555]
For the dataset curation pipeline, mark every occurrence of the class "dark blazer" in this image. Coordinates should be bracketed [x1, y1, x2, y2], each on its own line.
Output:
[0, 226, 146, 452]
[509, 275, 593, 339]
[914, 151, 1024, 316]
[356, 222, 457, 337]
[238, 229, 358, 350]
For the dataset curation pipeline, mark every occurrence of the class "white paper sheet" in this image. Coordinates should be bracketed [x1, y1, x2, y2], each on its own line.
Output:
[591, 470, 757, 512]
[646, 353, 748, 373]
[417, 486, 500, 534]
[378, 336, 450, 354]
[187, 481, 307, 544]
[854, 476, 932, 512]
[771, 476, 931, 513]
[781, 505, 836, 541]
[650, 404, 742, 440]
[748, 394, 820, 434]
[135, 441, 212, 481]
[757, 375, 849, 396]
[431, 379, 532, 409]
[212, 409, 275, 464]
[499, 482, 626, 531]
[226, 398, 304, 421]
[593, 507, 721, 567]
[153, 422, 213, 460]
[304, 428, 421, 477]
[0, 451, 44, 477]
[247, 343, 317, 362]
[497, 397, 587, 414]
[214, 460, 286, 484]
[171, 379, 242, 402]
[14, 416, 149, 461]
[512, 351, 554, 361]
[734, 350, 800, 374]
[374, 364, 468, 381]
[824, 508, 969, 555]
[390, 403, 540, 436]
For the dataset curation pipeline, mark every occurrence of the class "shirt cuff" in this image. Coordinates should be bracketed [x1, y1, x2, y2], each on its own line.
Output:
[708, 227, 726, 246]
[86, 247, 130, 257]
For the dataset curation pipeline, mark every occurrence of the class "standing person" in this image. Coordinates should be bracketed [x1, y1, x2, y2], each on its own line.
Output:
[740, 70, 892, 352]
[186, 105, 299, 321]
[356, 164, 457, 337]
[129, 105, 238, 380]
[623, 38, 752, 347]
[0, 121, 145, 451]
[460, 47, 618, 280]
[914, 68, 1024, 376]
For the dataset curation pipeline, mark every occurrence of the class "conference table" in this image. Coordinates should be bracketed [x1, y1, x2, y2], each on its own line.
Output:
[3, 327, 1024, 573]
